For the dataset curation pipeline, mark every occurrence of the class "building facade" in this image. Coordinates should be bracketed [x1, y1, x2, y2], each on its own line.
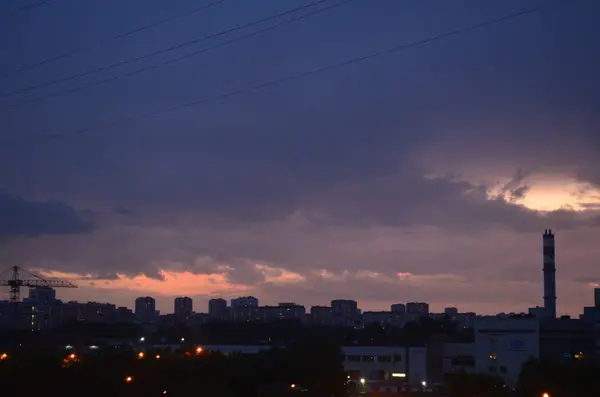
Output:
[174, 297, 193, 322]
[474, 316, 539, 387]
[135, 296, 156, 323]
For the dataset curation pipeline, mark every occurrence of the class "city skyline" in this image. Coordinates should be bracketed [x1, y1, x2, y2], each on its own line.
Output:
[1, 0, 600, 316]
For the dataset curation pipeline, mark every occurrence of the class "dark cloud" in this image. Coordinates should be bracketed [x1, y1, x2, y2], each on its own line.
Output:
[0, 190, 94, 237]
[93, 272, 120, 280]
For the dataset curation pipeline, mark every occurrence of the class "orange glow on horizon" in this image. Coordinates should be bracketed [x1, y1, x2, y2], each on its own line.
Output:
[35, 264, 307, 297]
[36, 269, 250, 296]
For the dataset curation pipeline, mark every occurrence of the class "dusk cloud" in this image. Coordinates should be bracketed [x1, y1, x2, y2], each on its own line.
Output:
[0, 190, 94, 237]
[0, 0, 599, 315]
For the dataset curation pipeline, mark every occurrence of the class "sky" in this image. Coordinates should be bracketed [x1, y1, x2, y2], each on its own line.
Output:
[0, 0, 599, 316]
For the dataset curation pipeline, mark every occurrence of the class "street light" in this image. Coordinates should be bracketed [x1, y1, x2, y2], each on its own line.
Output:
[139, 337, 145, 342]
[125, 376, 133, 383]
[137, 352, 145, 359]
[360, 378, 366, 385]
[542, 393, 550, 397]
[0, 353, 7, 360]
[422, 381, 427, 387]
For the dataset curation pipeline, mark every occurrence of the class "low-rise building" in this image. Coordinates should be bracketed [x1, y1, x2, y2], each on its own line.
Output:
[474, 316, 539, 387]
[442, 342, 475, 375]
[191, 344, 428, 388]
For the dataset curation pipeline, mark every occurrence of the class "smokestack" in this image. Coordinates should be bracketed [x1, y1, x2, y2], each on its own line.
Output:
[543, 229, 556, 318]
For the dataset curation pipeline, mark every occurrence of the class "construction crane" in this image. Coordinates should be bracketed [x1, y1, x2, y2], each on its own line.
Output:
[0, 265, 77, 303]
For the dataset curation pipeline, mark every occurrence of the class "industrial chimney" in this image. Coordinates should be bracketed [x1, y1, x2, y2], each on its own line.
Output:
[542, 229, 556, 319]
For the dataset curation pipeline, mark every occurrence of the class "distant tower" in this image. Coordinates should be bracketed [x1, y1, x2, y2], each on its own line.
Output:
[542, 229, 557, 319]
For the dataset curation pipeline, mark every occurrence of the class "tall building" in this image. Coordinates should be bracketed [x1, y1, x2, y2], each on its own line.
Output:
[28, 286, 56, 304]
[331, 299, 358, 317]
[135, 296, 156, 323]
[278, 302, 306, 319]
[543, 229, 557, 319]
[407, 302, 429, 315]
[594, 288, 600, 307]
[310, 306, 332, 325]
[231, 296, 259, 308]
[27, 287, 59, 329]
[231, 296, 258, 322]
[208, 298, 228, 319]
[444, 307, 459, 316]
[174, 297, 193, 321]
[331, 300, 359, 326]
[391, 303, 406, 313]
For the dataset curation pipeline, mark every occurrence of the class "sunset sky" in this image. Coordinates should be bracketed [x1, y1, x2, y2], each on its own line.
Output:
[1, 0, 599, 316]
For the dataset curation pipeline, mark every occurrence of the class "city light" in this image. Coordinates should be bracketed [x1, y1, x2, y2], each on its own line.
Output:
[125, 376, 133, 383]
[139, 337, 145, 342]
[0, 353, 7, 360]
[542, 393, 550, 397]
[155, 354, 161, 359]
[138, 352, 145, 359]
[69, 353, 76, 359]
[360, 378, 365, 385]
[181, 337, 185, 342]
[162, 391, 167, 395]
[422, 381, 427, 387]
[291, 384, 296, 389]
[196, 347, 203, 354]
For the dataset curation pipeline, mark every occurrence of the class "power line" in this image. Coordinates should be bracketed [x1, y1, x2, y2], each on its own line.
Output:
[0, 0, 226, 78]
[1, 0, 346, 108]
[0, 0, 52, 17]
[9, 2, 563, 148]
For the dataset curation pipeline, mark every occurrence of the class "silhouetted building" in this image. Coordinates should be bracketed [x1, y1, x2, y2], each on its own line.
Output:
[391, 303, 406, 313]
[135, 296, 156, 323]
[115, 306, 135, 322]
[331, 299, 358, 316]
[310, 306, 332, 325]
[278, 302, 306, 320]
[208, 298, 228, 320]
[444, 307, 459, 316]
[174, 297, 193, 321]
[231, 296, 259, 322]
[26, 287, 59, 329]
[256, 306, 281, 322]
[28, 286, 56, 304]
[540, 318, 594, 362]
[231, 296, 259, 308]
[407, 302, 429, 315]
